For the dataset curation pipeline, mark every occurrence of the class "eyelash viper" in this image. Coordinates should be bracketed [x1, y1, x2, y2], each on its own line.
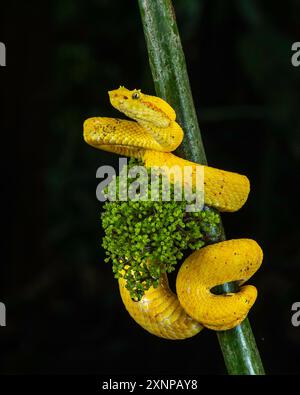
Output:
[83, 86, 263, 340]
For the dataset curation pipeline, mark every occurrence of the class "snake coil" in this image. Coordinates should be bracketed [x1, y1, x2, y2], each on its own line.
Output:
[84, 87, 263, 339]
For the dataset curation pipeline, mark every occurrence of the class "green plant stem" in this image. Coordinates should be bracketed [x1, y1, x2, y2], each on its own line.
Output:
[138, 0, 265, 375]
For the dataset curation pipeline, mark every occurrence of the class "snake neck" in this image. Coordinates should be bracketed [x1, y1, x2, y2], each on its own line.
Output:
[138, 119, 183, 152]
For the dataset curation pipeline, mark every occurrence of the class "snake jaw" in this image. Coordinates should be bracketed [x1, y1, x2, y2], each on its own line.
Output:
[108, 87, 176, 129]
[108, 87, 144, 120]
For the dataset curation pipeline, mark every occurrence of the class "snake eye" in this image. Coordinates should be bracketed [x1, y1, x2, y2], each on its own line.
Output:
[132, 92, 140, 100]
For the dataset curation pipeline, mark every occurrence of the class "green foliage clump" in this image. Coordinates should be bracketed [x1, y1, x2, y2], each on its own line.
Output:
[101, 159, 222, 301]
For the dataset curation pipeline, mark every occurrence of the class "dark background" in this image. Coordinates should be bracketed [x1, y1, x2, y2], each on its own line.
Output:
[0, 0, 300, 374]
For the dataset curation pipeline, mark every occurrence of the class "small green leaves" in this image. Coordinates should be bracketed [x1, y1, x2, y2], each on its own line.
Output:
[101, 158, 222, 301]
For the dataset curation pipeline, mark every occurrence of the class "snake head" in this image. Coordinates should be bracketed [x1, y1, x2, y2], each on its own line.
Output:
[108, 86, 176, 128]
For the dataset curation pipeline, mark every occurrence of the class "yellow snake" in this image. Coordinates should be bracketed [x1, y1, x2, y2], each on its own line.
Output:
[83, 86, 263, 340]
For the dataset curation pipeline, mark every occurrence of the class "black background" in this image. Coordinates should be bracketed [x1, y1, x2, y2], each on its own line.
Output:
[0, 0, 300, 374]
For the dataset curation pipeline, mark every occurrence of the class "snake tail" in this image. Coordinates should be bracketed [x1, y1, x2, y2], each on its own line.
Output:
[176, 239, 263, 330]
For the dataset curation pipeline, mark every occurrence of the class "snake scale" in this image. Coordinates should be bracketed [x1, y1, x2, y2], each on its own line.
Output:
[84, 87, 263, 340]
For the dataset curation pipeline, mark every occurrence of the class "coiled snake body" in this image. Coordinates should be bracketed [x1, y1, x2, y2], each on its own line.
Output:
[84, 87, 263, 340]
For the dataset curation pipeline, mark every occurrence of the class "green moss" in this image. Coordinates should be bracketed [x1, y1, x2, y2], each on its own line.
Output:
[101, 158, 222, 301]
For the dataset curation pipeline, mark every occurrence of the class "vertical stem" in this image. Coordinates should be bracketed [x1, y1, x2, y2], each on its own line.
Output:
[138, 0, 265, 375]
[138, 0, 207, 164]
[217, 317, 264, 375]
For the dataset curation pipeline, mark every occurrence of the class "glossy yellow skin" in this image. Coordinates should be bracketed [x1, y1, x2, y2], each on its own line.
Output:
[83, 87, 263, 339]
[119, 275, 203, 339]
[177, 239, 263, 330]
